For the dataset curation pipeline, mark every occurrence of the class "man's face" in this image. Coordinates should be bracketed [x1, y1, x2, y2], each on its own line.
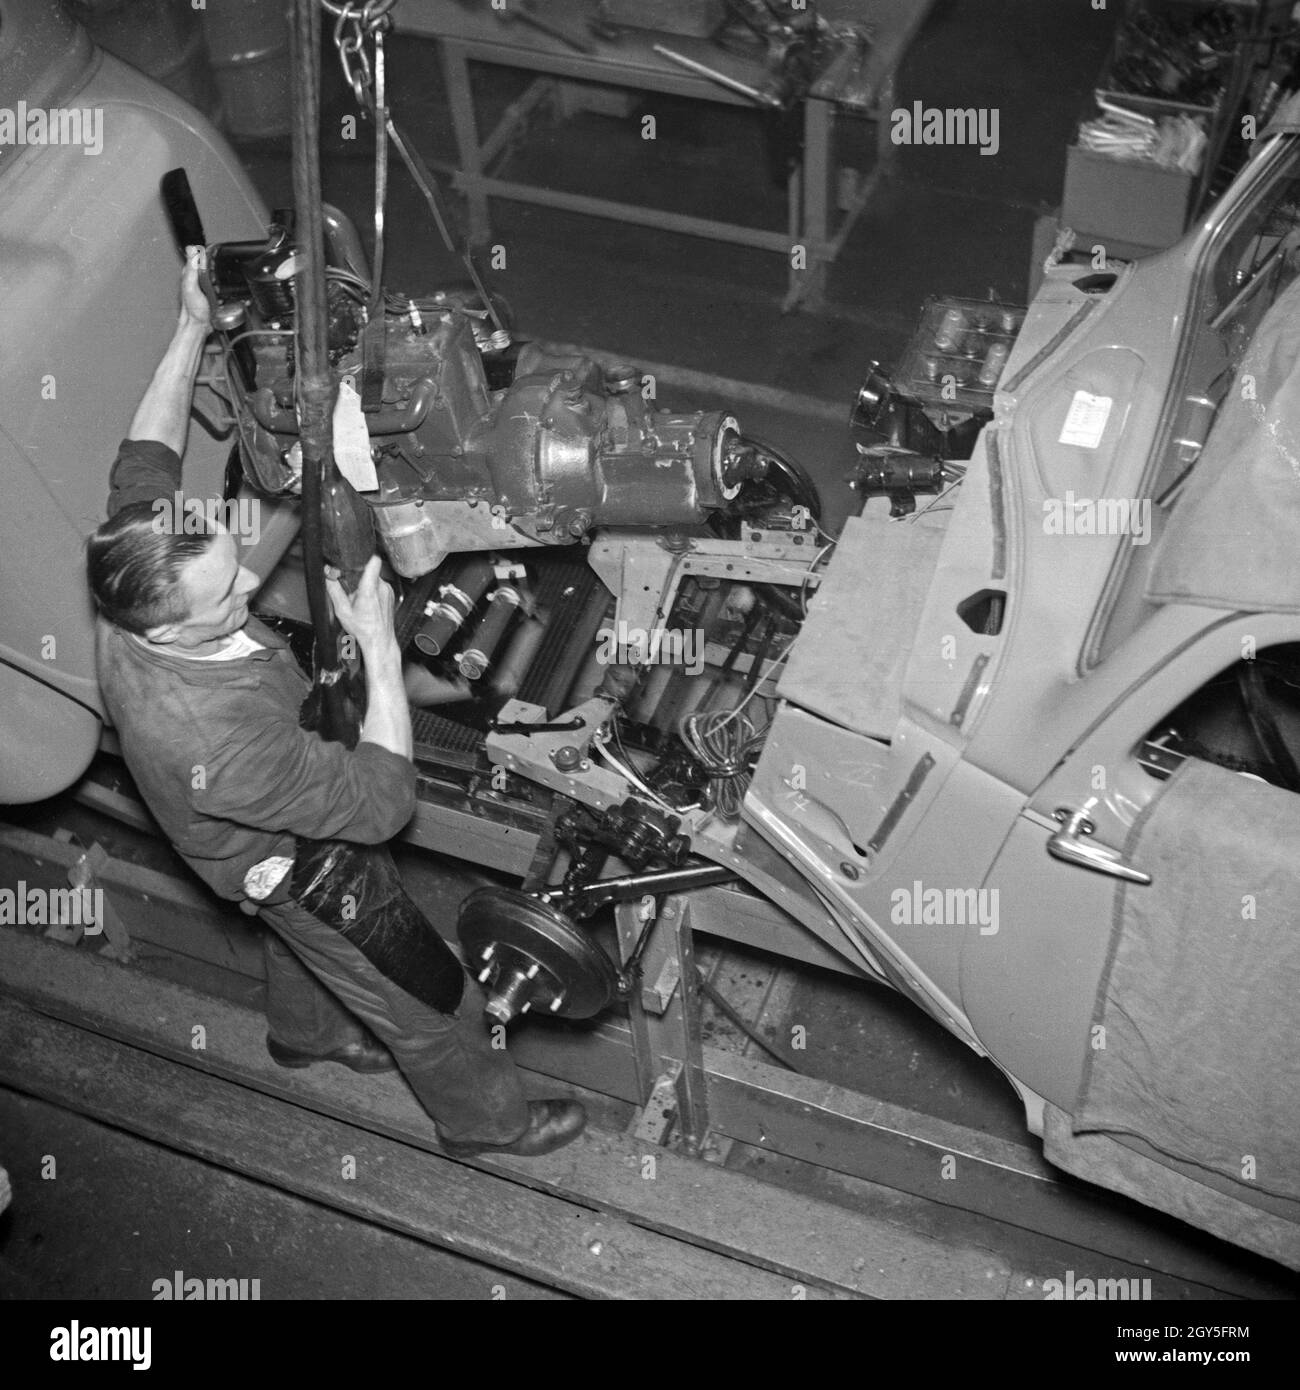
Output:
[146, 531, 260, 651]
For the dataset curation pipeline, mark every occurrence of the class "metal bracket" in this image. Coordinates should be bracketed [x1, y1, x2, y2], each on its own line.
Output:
[486, 696, 628, 811]
[642, 954, 680, 1014]
[587, 531, 825, 649]
[631, 1061, 683, 1146]
[616, 894, 711, 1156]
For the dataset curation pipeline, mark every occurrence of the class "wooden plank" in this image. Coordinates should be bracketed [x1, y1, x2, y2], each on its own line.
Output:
[0, 821, 214, 912]
[0, 995, 832, 1301]
[0, 826, 266, 981]
[73, 778, 159, 834]
[2, 829, 1273, 1295]
[703, 1049, 1279, 1298]
[0, 929, 1018, 1297]
[0, 822, 645, 1101]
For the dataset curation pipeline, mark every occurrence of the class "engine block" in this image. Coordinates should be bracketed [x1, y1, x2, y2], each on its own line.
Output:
[234, 291, 741, 578]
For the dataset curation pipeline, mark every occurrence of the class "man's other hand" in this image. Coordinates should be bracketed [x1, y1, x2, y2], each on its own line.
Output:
[325, 556, 396, 655]
[181, 245, 212, 329]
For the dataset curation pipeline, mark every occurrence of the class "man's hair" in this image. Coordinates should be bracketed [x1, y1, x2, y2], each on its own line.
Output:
[86, 502, 218, 636]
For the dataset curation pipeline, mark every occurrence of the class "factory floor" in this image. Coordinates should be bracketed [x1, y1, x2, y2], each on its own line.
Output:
[14, 0, 1257, 1304]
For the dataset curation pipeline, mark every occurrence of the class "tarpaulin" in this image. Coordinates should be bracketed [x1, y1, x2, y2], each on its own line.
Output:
[1074, 758, 1300, 1202]
[1148, 274, 1300, 612]
[778, 510, 948, 740]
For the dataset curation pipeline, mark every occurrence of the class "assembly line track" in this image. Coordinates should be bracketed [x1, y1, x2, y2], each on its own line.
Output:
[0, 815, 1282, 1299]
[0, 926, 1037, 1299]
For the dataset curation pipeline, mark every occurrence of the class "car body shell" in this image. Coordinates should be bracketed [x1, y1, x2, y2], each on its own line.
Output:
[0, 0, 265, 800]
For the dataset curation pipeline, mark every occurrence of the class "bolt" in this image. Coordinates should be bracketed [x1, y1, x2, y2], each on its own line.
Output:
[526, 962, 540, 979]
[552, 745, 582, 772]
[549, 995, 565, 1013]
[482, 943, 495, 960]
[520, 1001, 531, 1014]
[477, 966, 492, 983]
[839, 862, 860, 880]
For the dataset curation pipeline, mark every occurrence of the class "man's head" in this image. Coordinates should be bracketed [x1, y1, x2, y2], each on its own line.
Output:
[86, 503, 260, 648]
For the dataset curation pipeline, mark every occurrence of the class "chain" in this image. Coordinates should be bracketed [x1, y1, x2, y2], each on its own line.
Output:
[318, 0, 506, 336]
[319, 0, 397, 24]
[326, 0, 395, 111]
[326, 0, 391, 310]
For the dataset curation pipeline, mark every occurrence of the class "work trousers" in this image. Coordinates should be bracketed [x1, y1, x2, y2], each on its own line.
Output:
[258, 899, 530, 1146]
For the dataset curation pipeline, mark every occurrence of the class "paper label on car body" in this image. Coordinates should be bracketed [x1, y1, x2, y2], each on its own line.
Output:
[332, 377, 379, 491]
[1059, 390, 1112, 449]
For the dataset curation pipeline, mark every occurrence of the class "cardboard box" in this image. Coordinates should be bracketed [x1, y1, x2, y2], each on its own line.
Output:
[1062, 144, 1196, 250]
[1097, 0, 1236, 115]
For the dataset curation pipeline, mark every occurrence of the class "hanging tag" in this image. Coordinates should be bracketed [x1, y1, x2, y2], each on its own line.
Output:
[333, 378, 379, 491]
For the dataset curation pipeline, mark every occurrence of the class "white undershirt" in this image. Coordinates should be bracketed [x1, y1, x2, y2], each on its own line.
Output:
[129, 629, 266, 661]
[186, 629, 266, 661]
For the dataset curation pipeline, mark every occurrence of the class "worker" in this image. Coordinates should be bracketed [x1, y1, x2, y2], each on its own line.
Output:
[84, 247, 586, 1157]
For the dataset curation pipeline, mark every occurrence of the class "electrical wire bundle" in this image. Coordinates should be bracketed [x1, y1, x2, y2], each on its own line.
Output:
[327, 266, 371, 299]
[678, 702, 768, 819]
[673, 528, 828, 816]
[678, 640, 790, 819]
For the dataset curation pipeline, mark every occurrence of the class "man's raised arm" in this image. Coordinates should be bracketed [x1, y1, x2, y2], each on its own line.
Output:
[107, 246, 212, 516]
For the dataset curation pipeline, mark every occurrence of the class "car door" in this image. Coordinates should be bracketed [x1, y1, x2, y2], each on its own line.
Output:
[963, 612, 1300, 1120]
[957, 126, 1300, 1120]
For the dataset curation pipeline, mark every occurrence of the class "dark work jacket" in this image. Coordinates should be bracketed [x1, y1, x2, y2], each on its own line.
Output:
[96, 439, 415, 902]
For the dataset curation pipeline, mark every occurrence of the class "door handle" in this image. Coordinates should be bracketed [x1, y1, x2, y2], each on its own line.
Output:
[1172, 394, 1217, 467]
[1047, 807, 1152, 885]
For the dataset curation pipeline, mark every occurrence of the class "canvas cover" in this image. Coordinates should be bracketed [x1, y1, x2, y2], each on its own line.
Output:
[1043, 1105, 1300, 1271]
[777, 511, 948, 740]
[1074, 758, 1300, 1205]
[1148, 274, 1300, 612]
